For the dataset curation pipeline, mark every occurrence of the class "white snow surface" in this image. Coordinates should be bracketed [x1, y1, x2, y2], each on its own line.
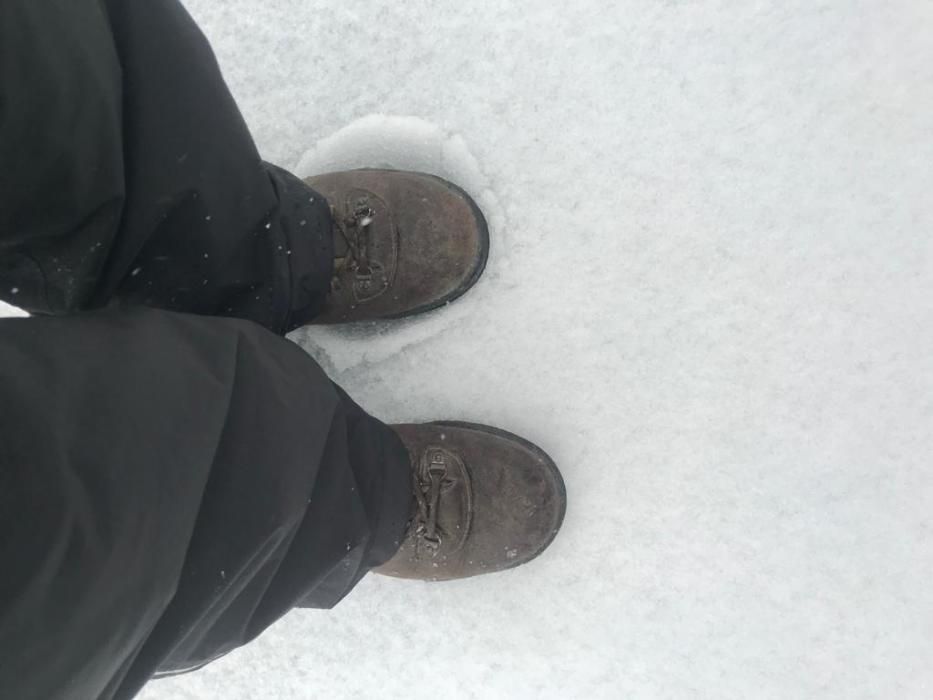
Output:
[5, 0, 932, 698]
[0, 301, 27, 317]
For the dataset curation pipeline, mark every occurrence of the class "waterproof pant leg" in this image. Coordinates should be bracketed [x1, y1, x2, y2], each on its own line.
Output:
[0, 1, 412, 697]
[0, 0, 331, 332]
[0, 310, 410, 700]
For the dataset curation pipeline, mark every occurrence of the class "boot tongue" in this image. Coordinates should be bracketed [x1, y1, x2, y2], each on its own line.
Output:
[412, 446, 473, 559]
[329, 188, 398, 303]
[332, 227, 350, 258]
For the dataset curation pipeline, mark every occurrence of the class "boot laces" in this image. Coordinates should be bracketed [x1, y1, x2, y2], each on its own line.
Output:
[412, 450, 456, 554]
[332, 199, 376, 279]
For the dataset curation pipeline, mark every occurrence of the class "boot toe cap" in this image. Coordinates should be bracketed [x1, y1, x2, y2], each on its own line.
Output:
[388, 175, 489, 317]
[441, 422, 566, 577]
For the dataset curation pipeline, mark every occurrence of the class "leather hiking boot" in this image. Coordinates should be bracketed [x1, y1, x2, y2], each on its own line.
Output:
[302, 169, 489, 324]
[373, 422, 566, 581]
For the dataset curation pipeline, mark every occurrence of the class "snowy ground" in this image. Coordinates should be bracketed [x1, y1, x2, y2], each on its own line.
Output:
[7, 0, 933, 698]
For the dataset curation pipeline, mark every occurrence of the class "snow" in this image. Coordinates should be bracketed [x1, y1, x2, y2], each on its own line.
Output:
[0, 301, 26, 317]
[4, 0, 933, 698]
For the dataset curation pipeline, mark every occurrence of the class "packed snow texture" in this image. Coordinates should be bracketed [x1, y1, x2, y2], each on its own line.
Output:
[4, 0, 931, 698]
[0, 301, 26, 317]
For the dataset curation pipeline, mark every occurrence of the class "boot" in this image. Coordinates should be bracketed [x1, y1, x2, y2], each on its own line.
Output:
[303, 169, 489, 324]
[373, 422, 566, 581]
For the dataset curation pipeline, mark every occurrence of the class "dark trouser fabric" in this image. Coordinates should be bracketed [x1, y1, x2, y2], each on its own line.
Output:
[0, 0, 332, 333]
[0, 1, 411, 699]
[0, 311, 410, 700]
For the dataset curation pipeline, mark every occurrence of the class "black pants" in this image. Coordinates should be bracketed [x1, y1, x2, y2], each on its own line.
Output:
[0, 1, 410, 698]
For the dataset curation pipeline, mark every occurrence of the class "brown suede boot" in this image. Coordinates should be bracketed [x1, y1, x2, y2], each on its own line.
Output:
[302, 169, 489, 324]
[372, 422, 566, 581]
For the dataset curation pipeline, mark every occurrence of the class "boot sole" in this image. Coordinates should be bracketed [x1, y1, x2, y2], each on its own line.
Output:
[431, 420, 568, 572]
